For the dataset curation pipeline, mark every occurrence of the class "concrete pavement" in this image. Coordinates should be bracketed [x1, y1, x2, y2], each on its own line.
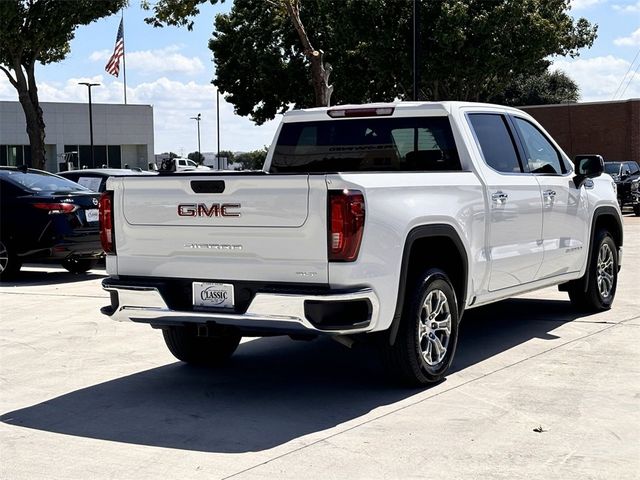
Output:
[1, 215, 638, 480]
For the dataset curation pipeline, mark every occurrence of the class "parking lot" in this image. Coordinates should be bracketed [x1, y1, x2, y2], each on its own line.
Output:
[1, 214, 638, 480]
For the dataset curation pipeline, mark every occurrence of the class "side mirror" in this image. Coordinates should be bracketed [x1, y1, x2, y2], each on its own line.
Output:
[574, 154, 604, 188]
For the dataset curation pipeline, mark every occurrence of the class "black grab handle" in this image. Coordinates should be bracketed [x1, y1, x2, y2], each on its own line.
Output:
[191, 180, 225, 194]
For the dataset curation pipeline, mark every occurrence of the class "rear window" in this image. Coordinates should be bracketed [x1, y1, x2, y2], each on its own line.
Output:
[270, 117, 461, 173]
[2, 171, 89, 193]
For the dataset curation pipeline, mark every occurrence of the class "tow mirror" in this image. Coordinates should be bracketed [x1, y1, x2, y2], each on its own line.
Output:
[574, 154, 604, 188]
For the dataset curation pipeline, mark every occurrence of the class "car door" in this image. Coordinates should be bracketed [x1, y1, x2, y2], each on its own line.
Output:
[467, 113, 544, 292]
[511, 116, 589, 279]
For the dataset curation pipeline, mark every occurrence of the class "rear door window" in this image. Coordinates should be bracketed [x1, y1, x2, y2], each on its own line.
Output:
[468, 114, 523, 173]
[270, 116, 461, 173]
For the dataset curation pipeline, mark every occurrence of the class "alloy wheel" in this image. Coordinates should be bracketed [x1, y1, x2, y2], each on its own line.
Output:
[0, 241, 8, 274]
[418, 289, 452, 366]
[597, 243, 614, 299]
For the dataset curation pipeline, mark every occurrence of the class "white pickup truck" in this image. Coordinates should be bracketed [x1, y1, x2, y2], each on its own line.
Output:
[100, 102, 623, 385]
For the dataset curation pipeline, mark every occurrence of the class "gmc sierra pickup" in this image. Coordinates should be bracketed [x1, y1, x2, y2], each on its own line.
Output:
[100, 102, 623, 385]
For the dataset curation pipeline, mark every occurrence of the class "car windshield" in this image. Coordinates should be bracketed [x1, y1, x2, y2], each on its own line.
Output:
[4, 171, 90, 193]
[604, 163, 622, 175]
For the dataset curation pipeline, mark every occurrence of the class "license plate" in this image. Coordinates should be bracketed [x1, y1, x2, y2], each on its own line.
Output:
[193, 282, 234, 309]
[85, 209, 99, 223]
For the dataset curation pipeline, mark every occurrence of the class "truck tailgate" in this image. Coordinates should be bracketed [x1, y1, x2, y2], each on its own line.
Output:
[111, 174, 329, 283]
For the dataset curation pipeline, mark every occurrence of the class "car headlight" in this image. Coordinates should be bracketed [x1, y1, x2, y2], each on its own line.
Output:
[632, 180, 639, 192]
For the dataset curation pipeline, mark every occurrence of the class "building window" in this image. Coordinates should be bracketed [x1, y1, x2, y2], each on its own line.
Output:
[108, 145, 121, 167]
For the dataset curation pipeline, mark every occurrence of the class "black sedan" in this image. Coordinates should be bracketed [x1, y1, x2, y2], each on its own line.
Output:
[0, 166, 104, 279]
[58, 168, 156, 192]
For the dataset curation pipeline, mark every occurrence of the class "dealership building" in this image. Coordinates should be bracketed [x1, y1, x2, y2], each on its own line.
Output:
[0, 101, 154, 172]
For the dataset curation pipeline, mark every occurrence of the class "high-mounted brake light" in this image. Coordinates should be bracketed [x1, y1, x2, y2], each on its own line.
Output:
[99, 191, 115, 254]
[327, 107, 395, 118]
[328, 189, 365, 262]
[33, 202, 78, 214]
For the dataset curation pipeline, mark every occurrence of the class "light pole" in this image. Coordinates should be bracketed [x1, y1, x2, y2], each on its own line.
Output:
[190, 113, 202, 163]
[78, 82, 100, 167]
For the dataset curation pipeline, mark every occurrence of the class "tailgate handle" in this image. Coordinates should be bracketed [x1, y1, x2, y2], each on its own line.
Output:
[191, 180, 225, 194]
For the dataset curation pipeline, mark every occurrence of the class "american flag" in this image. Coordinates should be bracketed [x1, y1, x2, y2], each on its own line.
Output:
[105, 18, 124, 77]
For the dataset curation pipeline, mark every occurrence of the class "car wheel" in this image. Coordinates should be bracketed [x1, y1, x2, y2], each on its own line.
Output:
[61, 258, 99, 274]
[383, 268, 459, 386]
[634, 205, 640, 216]
[0, 239, 22, 281]
[568, 229, 618, 312]
[162, 326, 241, 366]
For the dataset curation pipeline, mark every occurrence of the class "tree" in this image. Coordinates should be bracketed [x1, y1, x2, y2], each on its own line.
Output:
[234, 148, 268, 170]
[217, 150, 235, 162]
[0, 0, 125, 170]
[488, 70, 580, 107]
[187, 151, 205, 164]
[145, 0, 596, 125]
[161, 151, 179, 159]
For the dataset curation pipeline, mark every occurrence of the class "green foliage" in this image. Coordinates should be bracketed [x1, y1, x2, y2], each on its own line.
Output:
[144, 0, 597, 124]
[0, 1, 126, 67]
[142, 0, 224, 30]
[187, 151, 205, 164]
[489, 70, 580, 106]
[217, 150, 235, 162]
[234, 147, 268, 170]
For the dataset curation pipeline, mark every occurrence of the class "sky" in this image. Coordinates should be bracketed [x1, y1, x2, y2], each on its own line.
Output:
[0, 0, 639, 155]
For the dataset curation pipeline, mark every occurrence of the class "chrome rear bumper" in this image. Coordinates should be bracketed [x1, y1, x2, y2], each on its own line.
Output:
[101, 280, 380, 335]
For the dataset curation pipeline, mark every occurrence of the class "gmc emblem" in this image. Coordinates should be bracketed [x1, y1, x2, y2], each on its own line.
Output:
[177, 203, 241, 217]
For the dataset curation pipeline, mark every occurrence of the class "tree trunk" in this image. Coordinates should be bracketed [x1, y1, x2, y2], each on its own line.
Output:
[2, 58, 47, 170]
[284, 0, 333, 107]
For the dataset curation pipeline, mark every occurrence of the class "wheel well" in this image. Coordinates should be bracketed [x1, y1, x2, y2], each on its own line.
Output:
[594, 214, 622, 247]
[406, 236, 466, 311]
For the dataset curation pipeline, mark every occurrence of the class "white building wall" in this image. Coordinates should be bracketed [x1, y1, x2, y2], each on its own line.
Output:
[0, 101, 154, 171]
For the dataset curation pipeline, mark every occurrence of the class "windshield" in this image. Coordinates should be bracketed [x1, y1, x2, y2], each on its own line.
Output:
[4, 171, 90, 193]
[604, 163, 621, 175]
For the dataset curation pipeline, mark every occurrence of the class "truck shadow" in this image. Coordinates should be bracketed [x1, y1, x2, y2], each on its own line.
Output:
[0, 266, 106, 286]
[0, 297, 597, 453]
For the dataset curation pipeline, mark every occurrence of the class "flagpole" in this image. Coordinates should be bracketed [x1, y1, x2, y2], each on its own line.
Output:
[121, 10, 127, 104]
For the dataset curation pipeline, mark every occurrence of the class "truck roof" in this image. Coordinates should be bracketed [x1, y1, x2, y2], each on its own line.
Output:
[282, 101, 525, 122]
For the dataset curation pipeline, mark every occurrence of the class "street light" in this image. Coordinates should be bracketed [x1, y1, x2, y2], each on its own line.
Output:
[78, 82, 100, 167]
[190, 113, 202, 164]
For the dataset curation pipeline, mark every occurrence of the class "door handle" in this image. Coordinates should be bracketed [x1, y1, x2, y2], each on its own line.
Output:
[543, 189, 556, 206]
[491, 191, 508, 204]
[543, 189, 556, 198]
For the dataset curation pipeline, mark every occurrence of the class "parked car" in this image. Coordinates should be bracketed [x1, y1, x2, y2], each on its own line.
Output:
[604, 161, 640, 212]
[158, 158, 210, 172]
[100, 101, 622, 386]
[58, 168, 157, 193]
[0, 166, 103, 279]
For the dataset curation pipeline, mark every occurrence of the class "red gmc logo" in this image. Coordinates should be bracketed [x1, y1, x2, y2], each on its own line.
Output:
[177, 203, 241, 217]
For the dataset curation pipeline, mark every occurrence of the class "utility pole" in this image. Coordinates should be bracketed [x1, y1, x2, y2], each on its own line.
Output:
[78, 82, 100, 167]
[412, 0, 420, 101]
[216, 90, 221, 170]
[190, 113, 202, 163]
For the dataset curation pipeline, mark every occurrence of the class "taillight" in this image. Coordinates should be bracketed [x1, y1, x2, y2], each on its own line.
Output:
[33, 202, 78, 214]
[328, 190, 365, 262]
[99, 191, 115, 254]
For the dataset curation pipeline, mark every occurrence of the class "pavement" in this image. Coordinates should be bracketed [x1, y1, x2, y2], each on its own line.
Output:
[1, 213, 638, 480]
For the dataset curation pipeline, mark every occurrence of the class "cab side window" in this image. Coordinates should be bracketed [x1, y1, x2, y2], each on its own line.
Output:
[468, 114, 523, 173]
[513, 117, 565, 175]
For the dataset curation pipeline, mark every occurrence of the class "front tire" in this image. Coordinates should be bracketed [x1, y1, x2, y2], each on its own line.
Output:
[634, 204, 640, 216]
[61, 258, 98, 274]
[383, 268, 459, 386]
[162, 326, 241, 366]
[0, 240, 22, 281]
[568, 230, 618, 312]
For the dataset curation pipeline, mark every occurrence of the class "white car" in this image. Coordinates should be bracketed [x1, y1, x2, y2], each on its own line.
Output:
[99, 102, 623, 385]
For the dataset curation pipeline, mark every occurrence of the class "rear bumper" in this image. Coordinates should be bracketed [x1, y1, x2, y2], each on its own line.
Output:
[101, 279, 380, 335]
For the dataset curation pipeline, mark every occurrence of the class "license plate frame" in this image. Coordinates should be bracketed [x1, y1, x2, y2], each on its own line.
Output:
[192, 282, 234, 310]
[85, 209, 99, 223]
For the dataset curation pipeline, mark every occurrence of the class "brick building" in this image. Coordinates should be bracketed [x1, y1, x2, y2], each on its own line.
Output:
[521, 99, 639, 164]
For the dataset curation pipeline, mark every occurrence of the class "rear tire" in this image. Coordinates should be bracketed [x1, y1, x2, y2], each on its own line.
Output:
[382, 268, 459, 386]
[61, 258, 99, 274]
[568, 230, 618, 312]
[0, 240, 21, 281]
[162, 326, 241, 366]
